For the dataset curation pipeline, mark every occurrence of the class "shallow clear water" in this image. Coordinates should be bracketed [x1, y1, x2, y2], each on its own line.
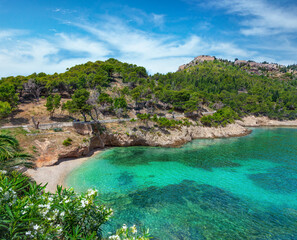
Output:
[66, 128, 297, 239]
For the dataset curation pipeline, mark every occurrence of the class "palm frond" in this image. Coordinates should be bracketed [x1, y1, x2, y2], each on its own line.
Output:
[0, 134, 33, 170]
[0, 134, 19, 148]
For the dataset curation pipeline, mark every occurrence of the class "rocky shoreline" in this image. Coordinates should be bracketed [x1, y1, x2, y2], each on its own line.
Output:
[30, 116, 297, 168]
[33, 122, 251, 168]
[237, 116, 297, 127]
[25, 116, 297, 192]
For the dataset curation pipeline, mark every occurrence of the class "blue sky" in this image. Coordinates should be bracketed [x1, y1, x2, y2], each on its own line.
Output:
[0, 0, 297, 77]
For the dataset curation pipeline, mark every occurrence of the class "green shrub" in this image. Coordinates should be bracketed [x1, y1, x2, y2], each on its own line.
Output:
[182, 119, 192, 127]
[201, 107, 240, 127]
[151, 114, 182, 128]
[0, 101, 12, 118]
[0, 171, 150, 240]
[53, 128, 63, 132]
[0, 171, 112, 239]
[62, 137, 73, 146]
[136, 113, 151, 121]
[31, 145, 38, 153]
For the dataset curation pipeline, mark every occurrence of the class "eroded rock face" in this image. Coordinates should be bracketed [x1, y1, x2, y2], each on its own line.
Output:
[35, 122, 251, 167]
[73, 122, 93, 135]
[58, 146, 90, 159]
[90, 123, 250, 148]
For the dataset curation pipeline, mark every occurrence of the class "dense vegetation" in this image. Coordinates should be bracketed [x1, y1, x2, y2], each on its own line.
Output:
[136, 113, 192, 128]
[1, 58, 297, 126]
[152, 60, 297, 120]
[200, 107, 239, 127]
[0, 134, 150, 239]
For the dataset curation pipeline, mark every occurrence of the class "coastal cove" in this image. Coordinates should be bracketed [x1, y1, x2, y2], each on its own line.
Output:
[2, 2, 297, 237]
[64, 127, 297, 239]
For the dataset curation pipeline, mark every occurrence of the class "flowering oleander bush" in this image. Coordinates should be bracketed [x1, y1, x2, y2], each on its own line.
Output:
[0, 171, 150, 239]
[109, 224, 150, 240]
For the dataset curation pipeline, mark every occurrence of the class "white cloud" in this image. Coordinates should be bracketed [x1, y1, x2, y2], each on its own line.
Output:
[56, 33, 110, 57]
[206, 0, 297, 36]
[72, 17, 252, 72]
[0, 31, 109, 77]
[0, 29, 28, 40]
[152, 14, 165, 28]
[0, 17, 255, 77]
[121, 6, 166, 28]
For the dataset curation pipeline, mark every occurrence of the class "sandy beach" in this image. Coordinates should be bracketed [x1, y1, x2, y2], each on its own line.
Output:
[25, 149, 103, 193]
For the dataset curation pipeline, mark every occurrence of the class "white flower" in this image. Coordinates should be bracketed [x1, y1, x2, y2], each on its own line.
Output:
[25, 231, 32, 235]
[48, 197, 53, 202]
[87, 189, 98, 197]
[109, 235, 120, 240]
[130, 225, 137, 234]
[56, 224, 62, 234]
[42, 210, 49, 216]
[80, 199, 89, 208]
[3, 192, 9, 200]
[33, 224, 39, 230]
[60, 211, 65, 217]
[10, 189, 16, 195]
[0, 170, 7, 175]
[0, 187, 3, 192]
[122, 224, 127, 231]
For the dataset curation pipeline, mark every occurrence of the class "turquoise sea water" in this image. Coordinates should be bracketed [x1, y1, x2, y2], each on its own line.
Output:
[66, 128, 297, 239]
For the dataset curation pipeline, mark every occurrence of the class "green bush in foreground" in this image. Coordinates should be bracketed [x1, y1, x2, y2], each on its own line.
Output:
[0, 171, 150, 239]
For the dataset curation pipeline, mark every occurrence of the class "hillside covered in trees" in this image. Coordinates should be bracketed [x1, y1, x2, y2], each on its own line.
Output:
[1, 57, 297, 127]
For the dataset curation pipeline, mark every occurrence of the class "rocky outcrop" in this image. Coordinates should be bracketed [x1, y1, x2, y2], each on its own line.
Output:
[89, 123, 250, 148]
[234, 60, 284, 72]
[178, 55, 215, 71]
[178, 55, 290, 77]
[35, 122, 251, 167]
